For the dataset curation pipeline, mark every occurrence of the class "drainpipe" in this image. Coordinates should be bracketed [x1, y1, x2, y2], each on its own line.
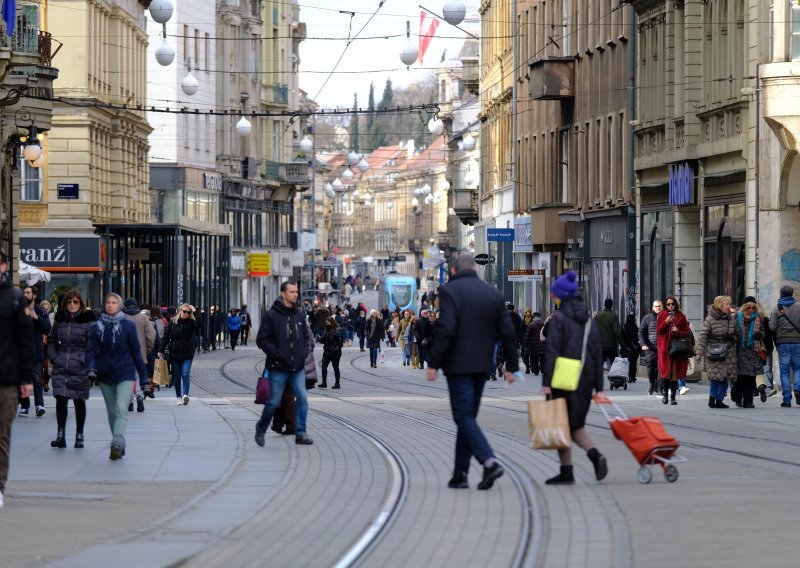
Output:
[512, 0, 518, 303]
[627, 5, 637, 310]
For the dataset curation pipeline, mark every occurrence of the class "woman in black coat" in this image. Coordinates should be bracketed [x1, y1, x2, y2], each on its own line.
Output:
[541, 271, 608, 485]
[354, 310, 367, 352]
[622, 314, 642, 384]
[160, 304, 200, 405]
[47, 290, 96, 449]
[366, 311, 385, 368]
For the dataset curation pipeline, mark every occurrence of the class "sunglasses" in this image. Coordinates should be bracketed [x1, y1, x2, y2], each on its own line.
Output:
[66, 299, 80, 305]
[181, 309, 191, 314]
[665, 302, 675, 306]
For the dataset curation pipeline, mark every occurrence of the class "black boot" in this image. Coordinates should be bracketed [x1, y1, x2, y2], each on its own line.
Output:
[332, 381, 341, 389]
[51, 429, 66, 448]
[708, 396, 716, 408]
[662, 381, 669, 405]
[715, 398, 730, 409]
[648, 379, 656, 396]
[75, 433, 84, 449]
[670, 383, 678, 405]
[587, 448, 608, 481]
[319, 382, 327, 389]
[545, 465, 575, 485]
[447, 471, 469, 489]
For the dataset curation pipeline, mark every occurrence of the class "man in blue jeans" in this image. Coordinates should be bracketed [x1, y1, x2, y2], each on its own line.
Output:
[254, 281, 313, 446]
[427, 254, 518, 490]
[769, 284, 800, 408]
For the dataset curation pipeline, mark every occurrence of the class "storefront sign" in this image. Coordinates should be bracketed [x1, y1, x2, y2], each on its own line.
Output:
[231, 253, 247, 273]
[507, 269, 536, 282]
[203, 172, 223, 191]
[247, 253, 271, 277]
[57, 183, 79, 199]
[669, 162, 696, 207]
[19, 236, 101, 271]
[513, 218, 532, 252]
[475, 253, 495, 265]
[487, 228, 515, 242]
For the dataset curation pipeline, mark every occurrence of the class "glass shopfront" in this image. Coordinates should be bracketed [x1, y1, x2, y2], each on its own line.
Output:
[640, 210, 673, 315]
[704, 202, 745, 308]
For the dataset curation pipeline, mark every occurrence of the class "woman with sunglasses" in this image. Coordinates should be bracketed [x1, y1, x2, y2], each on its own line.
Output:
[47, 290, 97, 449]
[656, 296, 691, 405]
[731, 297, 767, 407]
[160, 304, 199, 405]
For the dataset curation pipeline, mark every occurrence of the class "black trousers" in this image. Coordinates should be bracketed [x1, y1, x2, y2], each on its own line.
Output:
[529, 353, 544, 374]
[321, 351, 342, 383]
[645, 350, 659, 387]
[731, 375, 756, 405]
[627, 350, 640, 382]
[602, 348, 618, 368]
[229, 329, 240, 350]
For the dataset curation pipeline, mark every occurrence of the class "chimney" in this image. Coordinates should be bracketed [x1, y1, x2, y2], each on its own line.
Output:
[407, 139, 415, 159]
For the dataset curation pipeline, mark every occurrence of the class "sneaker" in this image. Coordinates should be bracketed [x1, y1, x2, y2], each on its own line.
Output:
[183, 395, 190, 405]
[759, 385, 767, 403]
[254, 430, 265, 447]
[781, 402, 792, 408]
[767, 388, 777, 397]
[128, 402, 134, 412]
[0, 490, 4, 509]
[136, 395, 145, 413]
[176, 398, 183, 405]
[447, 471, 469, 489]
[679, 386, 689, 396]
[17, 408, 29, 417]
[477, 462, 505, 490]
[35, 405, 45, 417]
[795, 390, 800, 406]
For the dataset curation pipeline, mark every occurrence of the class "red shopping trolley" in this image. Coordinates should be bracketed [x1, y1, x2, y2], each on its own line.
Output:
[593, 394, 686, 484]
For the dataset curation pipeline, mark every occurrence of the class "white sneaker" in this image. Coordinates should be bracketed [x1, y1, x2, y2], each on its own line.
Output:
[767, 388, 778, 397]
[183, 395, 189, 405]
[176, 398, 183, 405]
[679, 386, 689, 396]
[0, 490, 4, 509]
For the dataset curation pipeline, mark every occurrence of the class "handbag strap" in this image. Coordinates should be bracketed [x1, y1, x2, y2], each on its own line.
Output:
[579, 319, 592, 368]
[779, 310, 800, 336]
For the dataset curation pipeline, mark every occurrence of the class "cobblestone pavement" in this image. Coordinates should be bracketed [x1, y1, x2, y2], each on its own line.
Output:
[2, 344, 798, 567]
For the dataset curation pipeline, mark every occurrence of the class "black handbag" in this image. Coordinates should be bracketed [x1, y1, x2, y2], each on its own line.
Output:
[707, 342, 728, 361]
[669, 337, 695, 359]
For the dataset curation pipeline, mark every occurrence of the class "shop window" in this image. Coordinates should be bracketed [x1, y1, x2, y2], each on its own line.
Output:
[792, 1, 800, 60]
[640, 211, 673, 316]
[704, 205, 745, 308]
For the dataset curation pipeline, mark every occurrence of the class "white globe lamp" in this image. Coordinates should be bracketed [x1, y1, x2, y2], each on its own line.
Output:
[358, 158, 369, 173]
[442, 1, 466, 27]
[325, 182, 333, 192]
[411, 197, 419, 207]
[422, 183, 432, 195]
[463, 172, 475, 186]
[155, 39, 175, 66]
[347, 150, 360, 166]
[462, 132, 476, 151]
[23, 142, 41, 163]
[299, 135, 313, 153]
[181, 71, 199, 96]
[236, 116, 252, 137]
[148, 0, 174, 24]
[332, 178, 343, 190]
[428, 117, 444, 136]
[342, 168, 354, 182]
[400, 41, 418, 66]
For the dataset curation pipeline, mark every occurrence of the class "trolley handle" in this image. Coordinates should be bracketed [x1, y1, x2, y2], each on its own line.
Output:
[593, 393, 628, 421]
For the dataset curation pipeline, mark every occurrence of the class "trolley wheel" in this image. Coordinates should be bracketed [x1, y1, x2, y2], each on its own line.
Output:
[623, 382, 628, 390]
[637, 466, 653, 484]
[664, 464, 679, 483]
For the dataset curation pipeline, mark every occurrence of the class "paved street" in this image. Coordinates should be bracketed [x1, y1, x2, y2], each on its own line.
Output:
[1, 344, 798, 568]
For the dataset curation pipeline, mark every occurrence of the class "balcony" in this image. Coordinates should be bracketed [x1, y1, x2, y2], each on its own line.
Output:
[266, 84, 288, 106]
[528, 57, 575, 100]
[0, 5, 60, 87]
[264, 160, 309, 185]
[452, 188, 478, 225]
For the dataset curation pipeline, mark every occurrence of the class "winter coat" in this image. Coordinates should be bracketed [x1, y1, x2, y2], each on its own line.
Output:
[303, 323, 317, 386]
[366, 317, 385, 348]
[86, 317, 148, 387]
[543, 296, 603, 430]
[354, 316, 366, 338]
[736, 313, 766, 376]
[639, 312, 658, 351]
[227, 314, 241, 331]
[696, 307, 740, 384]
[123, 305, 156, 364]
[319, 327, 343, 356]
[769, 301, 800, 344]
[30, 302, 52, 362]
[523, 317, 546, 356]
[398, 316, 412, 345]
[239, 310, 251, 328]
[427, 269, 518, 376]
[508, 310, 523, 344]
[0, 277, 33, 388]
[656, 310, 690, 380]
[413, 317, 433, 344]
[162, 317, 199, 361]
[594, 308, 622, 351]
[48, 309, 96, 400]
[257, 299, 309, 373]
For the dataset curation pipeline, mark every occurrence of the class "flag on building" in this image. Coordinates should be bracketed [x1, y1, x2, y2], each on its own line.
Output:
[2, 0, 15, 36]
[418, 11, 439, 65]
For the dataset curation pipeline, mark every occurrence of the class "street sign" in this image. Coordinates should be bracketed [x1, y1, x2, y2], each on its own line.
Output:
[487, 228, 514, 242]
[507, 269, 536, 282]
[475, 253, 495, 266]
[57, 183, 79, 199]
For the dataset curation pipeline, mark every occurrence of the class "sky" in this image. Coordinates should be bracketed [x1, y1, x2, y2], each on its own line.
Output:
[298, 1, 480, 110]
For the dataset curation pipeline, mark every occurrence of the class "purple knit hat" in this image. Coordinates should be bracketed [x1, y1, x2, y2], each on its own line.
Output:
[551, 271, 579, 300]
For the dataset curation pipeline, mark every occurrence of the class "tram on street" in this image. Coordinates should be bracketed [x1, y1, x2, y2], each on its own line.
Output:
[377, 273, 416, 312]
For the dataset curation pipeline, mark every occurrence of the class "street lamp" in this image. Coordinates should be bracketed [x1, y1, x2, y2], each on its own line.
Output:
[236, 116, 252, 137]
[399, 20, 418, 66]
[299, 135, 313, 153]
[155, 39, 175, 67]
[347, 150, 360, 166]
[332, 177, 343, 191]
[428, 117, 444, 136]
[462, 132, 476, 151]
[357, 158, 369, 173]
[181, 68, 199, 96]
[442, 1, 467, 26]
[342, 167, 354, 183]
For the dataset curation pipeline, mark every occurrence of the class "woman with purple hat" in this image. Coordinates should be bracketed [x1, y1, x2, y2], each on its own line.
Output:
[541, 271, 608, 485]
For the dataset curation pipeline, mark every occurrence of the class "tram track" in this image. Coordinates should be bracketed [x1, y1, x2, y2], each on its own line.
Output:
[216, 355, 537, 568]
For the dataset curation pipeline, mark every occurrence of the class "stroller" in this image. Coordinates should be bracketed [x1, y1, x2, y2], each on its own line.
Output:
[607, 356, 629, 390]
[595, 394, 685, 484]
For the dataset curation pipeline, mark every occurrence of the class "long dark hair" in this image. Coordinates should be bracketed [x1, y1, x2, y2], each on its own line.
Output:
[60, 289, 86, 312]
[664, 295, 682, 313]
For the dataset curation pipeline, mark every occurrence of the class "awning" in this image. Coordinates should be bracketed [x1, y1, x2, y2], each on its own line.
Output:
[18, 262, 52, 285]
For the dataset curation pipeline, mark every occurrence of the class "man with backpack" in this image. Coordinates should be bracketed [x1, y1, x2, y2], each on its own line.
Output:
[239, 304, 251, 346]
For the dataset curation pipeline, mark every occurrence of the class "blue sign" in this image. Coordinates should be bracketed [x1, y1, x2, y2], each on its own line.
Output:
[487, 228, 515, 242]
[669, 162, 695, 206]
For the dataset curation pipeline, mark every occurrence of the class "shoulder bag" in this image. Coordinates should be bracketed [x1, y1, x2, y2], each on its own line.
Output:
[668, 322, 695, 359]
[551, 320, 592, 392]
[707, 318, 732, 362]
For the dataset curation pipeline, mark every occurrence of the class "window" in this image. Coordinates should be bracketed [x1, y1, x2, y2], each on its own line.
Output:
[559, 130, 569, 203]
[272, 121, 280, 161]
[205, 33, 210, 72]
[704, 204, 746, 307]
[183, 25, 189, 62]
[792, 2, 800, 60]
[640, 211, 673, 316]
[194, 29, 200, 67]
[20, 156, 42, 202]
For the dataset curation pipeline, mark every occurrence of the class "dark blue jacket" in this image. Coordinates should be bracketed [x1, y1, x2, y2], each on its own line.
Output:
[86, 317, 148, 388]
[0, 278, 33, 387]
[257, 299, 309, 372]
[427, 269, 518, 375]
[31, 302, 52, 362]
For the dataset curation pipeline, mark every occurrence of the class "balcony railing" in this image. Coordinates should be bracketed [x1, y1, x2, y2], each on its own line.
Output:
[264, 160, 309, 184]
[0, 5, 58, 66]
[268, 84, 288, 105]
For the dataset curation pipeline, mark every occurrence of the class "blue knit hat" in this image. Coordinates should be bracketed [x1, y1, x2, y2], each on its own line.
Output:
[551, 271, 579, 300]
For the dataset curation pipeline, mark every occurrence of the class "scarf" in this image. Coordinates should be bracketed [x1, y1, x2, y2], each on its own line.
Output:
[779, 295, 796, 308]
[97, 311, 126, 344]
[737, 311, 759, 349]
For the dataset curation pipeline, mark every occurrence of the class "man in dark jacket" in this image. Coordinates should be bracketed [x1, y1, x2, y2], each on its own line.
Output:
[255, 281, 313, 446]
[639, 299, 663, 395]
[414, 309, 433, 368]
[507, 304, 523, 346]
[0, 251, 35, 507]
[239, 304, 251, 346]
[427, 254, 518, 491]
[19, 286, 52, 417]
[523, 312, 546, 374]
[594, 298, 623, 368]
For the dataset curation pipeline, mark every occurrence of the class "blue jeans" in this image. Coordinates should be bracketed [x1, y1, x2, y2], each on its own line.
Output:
[446, 375, 494, 473]
[369, 347, 379, 366]
[678, 377, 686, 389]
[764, 353, 774, 388]
[402, 341, 411, 364]
[171, 358, 193, 398]
[776, 343, 800, 403]
[256, 369, 308, 435]
[709, 380, 728, 401]
[358, 335, 365, 350]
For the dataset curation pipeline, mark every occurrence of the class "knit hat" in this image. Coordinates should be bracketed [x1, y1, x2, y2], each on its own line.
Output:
[167, 306, 178, 317]
[780, 285, 795, 298]
[742, 295, 756, 304]
[551, 271, 579, 300]
[123, 297, 138, 310]
[604, 298, 613, 309]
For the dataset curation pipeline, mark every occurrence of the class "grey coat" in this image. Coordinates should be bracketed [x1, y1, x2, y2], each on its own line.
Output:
[736, 314, 766, 377]
[47, 309, 97, 400]
[697, 307, 740, 384]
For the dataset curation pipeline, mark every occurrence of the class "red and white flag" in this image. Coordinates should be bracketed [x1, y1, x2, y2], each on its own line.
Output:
[418, 11, 440, 65]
